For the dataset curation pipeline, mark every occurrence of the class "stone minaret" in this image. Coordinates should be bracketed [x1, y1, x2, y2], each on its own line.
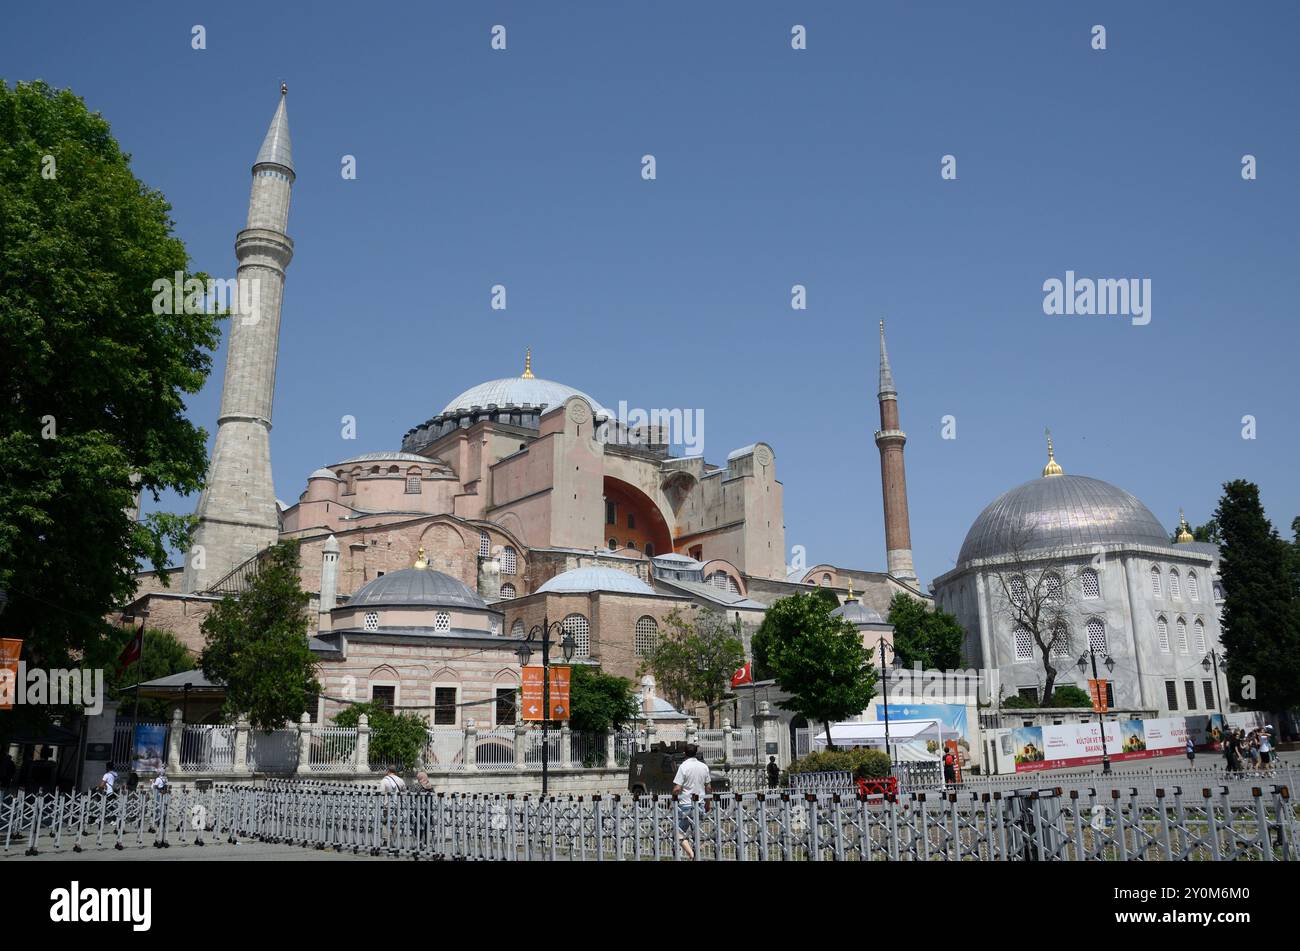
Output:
[874, 320, 918, 586]
[183, 87, 295, 592]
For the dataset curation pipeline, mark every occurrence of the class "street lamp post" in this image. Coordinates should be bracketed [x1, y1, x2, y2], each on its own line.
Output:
[878, 635, 893, 766]
[517, 616, 575, 797]
[1077, 648, 1116, 774]
[1201, 651, 1224, 712]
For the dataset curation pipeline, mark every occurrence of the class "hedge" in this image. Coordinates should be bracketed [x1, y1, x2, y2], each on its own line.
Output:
[785, 748, 892, 780]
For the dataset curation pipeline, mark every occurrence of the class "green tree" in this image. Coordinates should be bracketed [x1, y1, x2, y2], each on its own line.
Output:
[1214, 480, 1300, 712]
[107, 627, 196, 721]
[640, 608, 745, 727]
[0, 81, 220, 681]
[885, 592, 964, 670]
[1045, 684, 1092, 708]
[751, 592, 878, 750]
[567, 665, 638, 733]
[199, 541, 320, 730]
[333, 701, 428, 772]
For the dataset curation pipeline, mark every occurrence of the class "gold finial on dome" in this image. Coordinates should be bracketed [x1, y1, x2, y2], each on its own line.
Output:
[521, 348, 535, 379]
[1175, 509, 1194, 544]
[847, 579, 855, 602]
[413, 547, 428, 569]
[1042, 428, 1064, 477]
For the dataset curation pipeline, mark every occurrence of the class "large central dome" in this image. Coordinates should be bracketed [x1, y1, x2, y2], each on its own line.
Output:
[441, 351, 605, 417]
[957, 474, 1169, 564]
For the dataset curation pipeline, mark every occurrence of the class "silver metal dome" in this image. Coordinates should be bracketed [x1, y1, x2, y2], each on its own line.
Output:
[537, 566, 655, 595]
[957, 474, 1170, 564]
[831, 600, 886, 625]
[349, 568, 488, 610]
[441, 377, 606, 417]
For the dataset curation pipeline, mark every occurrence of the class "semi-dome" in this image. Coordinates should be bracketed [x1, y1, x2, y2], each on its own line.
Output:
[957, 473, 1169, 564]
[441, 350, 606, 417]
[332, 451, 437, 467]
[831, 599, 886, 625]
[537, 566, 656, 595]
[349, 566, 488, 610]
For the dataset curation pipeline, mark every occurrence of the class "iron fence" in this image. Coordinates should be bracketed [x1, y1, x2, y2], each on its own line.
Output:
[179, 725, 236, 773]
[247, 730, 298, 773]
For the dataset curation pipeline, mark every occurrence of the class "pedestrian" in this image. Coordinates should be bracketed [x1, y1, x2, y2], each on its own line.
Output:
[152, 768, 169, 799]
[1185, 736, 1195, 764]
[414, 770, 434, 791]
[0, 751, 15, 791]
[766, 755, 780, 789]
[943, 747, 957, 785]
[97, 762, 118, 795]
[1259, 727, 1274, 769]
[380, 766, 406, 793]
[672, 743, 710, 861]
[1246, 731, 1260, 769]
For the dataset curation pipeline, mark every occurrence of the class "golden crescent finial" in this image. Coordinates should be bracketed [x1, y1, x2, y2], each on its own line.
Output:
[413, 547, 428, 569]
[1176, 509, 1193, 544]
[521, 348, 535, 379]
[1042, 428, 1064, 477]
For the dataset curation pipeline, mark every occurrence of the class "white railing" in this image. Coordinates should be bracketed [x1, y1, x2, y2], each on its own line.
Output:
[569, 731, 607, 767]
[475, 730, 516, 771]
[248, 730, 298, 773]
[420, 729, 467, 772]
[309, 727, 357, 773]
[179, 725, 236, 773]
[523, 730, 562, 767]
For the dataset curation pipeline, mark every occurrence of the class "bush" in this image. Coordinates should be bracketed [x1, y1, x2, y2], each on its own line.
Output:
[786, 748, 892, 780]
[1046, 685, 1092, 708]
[334, 702, 429, 771]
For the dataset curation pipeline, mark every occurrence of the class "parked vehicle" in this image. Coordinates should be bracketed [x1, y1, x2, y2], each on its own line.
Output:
[627, 741, 730, 796]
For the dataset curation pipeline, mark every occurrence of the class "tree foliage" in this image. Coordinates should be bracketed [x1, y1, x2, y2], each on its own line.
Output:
[886, 592, 964, 670]
[785, 748, 891, 780]
[333, 701, 428, 772]
[1214, 481, 1300, 712]
[199, 541, 320, 730]
[107, 627, 196, 721]
[0, 81, 220, 676]
[751, 593, 877, 750]
[567, 665, 639, 733]
[639, 608, 745, 727]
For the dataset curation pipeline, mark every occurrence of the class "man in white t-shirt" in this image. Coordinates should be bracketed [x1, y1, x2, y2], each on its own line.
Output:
[380, 767, 406, 793]
[672, 745, 711, 860]
[99, 763, 118, 795]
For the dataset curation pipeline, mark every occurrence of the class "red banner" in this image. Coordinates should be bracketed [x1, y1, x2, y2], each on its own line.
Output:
[0, 638, 21, 710]
[730, 662, 753, 688]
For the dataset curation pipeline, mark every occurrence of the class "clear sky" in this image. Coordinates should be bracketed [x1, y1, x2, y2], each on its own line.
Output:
[6, 1, 1298, 585]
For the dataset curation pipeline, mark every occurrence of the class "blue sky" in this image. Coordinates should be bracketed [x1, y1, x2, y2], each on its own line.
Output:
[6, 1, 1298, 584]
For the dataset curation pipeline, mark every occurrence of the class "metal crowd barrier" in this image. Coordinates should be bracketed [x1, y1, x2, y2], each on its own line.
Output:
[3, 780, 1296, 861]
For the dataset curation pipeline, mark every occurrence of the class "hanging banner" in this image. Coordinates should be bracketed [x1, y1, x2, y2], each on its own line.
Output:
[521, 665, 571, 721]
[1088, 679, 1108, 712]
[1012, 713, 1224, 771]
[0, 638, 21, 710]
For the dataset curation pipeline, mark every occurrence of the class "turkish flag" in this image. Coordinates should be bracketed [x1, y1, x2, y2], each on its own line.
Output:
[730, 662, 753, 688]
[117, 626, 143, 672]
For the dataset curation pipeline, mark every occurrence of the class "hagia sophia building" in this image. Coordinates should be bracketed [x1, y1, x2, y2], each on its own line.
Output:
[119, 91, 1229, 728]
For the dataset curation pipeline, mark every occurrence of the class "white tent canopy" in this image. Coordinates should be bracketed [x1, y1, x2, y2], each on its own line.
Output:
[813, 718, 952, 759]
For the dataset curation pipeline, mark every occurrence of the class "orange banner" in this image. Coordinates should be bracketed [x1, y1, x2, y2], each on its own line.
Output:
[521, 665, 571, 721]
[0, 638, 21, 711]
[1089, 678, 1109, 713]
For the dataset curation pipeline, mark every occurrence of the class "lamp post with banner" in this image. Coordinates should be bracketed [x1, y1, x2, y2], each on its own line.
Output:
[1078, 647, 1116, 774]
[516, 616, 575, 796]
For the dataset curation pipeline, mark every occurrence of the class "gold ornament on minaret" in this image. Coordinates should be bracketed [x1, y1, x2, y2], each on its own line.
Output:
[1042, 429, 1064, 477]
[1175, 509, 1194, 544]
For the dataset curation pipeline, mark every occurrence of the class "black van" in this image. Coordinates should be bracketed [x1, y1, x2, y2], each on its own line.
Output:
[627, 741, 731, 796]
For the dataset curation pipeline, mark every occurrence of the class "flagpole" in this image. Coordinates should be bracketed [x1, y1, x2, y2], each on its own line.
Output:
[128, 617, 144, 776]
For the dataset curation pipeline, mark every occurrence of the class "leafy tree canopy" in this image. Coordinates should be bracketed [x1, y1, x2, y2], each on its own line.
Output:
[200, 541, 320, 730]
[885, 592, 964, 670]
[752, 592, 877, 750]
[568, 665, 639, 733]
[0, 81, 220, 677]
[333, 701, 428, 772]
[640, 608, 745, 727]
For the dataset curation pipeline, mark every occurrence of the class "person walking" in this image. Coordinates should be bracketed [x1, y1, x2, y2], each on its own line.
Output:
[414, 770, 435, 791]
[1185, 736, 1195, 764]
[766, 756, 780, 790]
[97, 762, 118, 795]
[672, 744, 710, 861]
[380, 766, 406, 793]
[943, 748, 957, 785]
[1246, 731, 1260, 770]
[1259, 727, 1274, 770]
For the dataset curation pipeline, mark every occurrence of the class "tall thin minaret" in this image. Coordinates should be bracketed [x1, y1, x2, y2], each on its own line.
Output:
[874, 320, 918, 586]
[183, 86, 295, 592]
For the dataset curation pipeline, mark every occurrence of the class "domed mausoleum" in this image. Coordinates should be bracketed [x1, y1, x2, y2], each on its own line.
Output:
[932, 438, 1226, 716]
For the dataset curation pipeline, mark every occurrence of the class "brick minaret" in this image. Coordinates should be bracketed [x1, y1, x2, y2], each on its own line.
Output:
[874, 320, 918, 585]
[183, 87, 295, 592]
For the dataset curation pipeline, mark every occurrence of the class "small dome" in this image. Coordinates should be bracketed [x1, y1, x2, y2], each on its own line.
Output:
[537, 566, 655, 595]
[958, 474, 1169, 564]
[349, 567, 488, 610]
[309, 467, 339, 480]
[831, 600, 886, 625]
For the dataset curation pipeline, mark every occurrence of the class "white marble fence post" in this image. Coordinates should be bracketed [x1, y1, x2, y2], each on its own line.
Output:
[464, 720, 478, 771]
[295, 711, 312, 776]
[354, 713, 370, 773]
[722, 718, 734, 763]
[233, 717, 251, 775]
[756, 700, 785, 767]
[514, 720, 528, 770]
[559, 722, 572, 768]
[605, 731, 617, 768]
[166, 708, 183, 773]
[685, 722, 697, 750]
[645, 722, 657, 750]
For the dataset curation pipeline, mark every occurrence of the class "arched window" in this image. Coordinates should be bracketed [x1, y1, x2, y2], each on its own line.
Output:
[511, 619, 525, 638]
[1176, 617, 1188, 654]
[1156, 616, 1169, 652]
[1169, 569, 1181, 599]
[1193, 619, 1206, 654]
[434, 611, 451, 633]
[499, 583, 516, 599]
[608, 538, 618, 550]
[1044, 572, 1064, 603]
[822, 573, 832, 586]
[501, 546, 517, 575]
[1082, 568, 1100, 599]
[635, 616, 659, 657]
[562, 613, 590, 658]
[479, 531, 490, 558]
[626, 540, 638, 552]
[1188, 572, 1199, 601]
[1013, 625, 1034, 660]
[1086, 618, 1106, 653]
[364, 611, 379, 632]
[1009, 575, 1028, 605]
[1150, 566, 1162, 597]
